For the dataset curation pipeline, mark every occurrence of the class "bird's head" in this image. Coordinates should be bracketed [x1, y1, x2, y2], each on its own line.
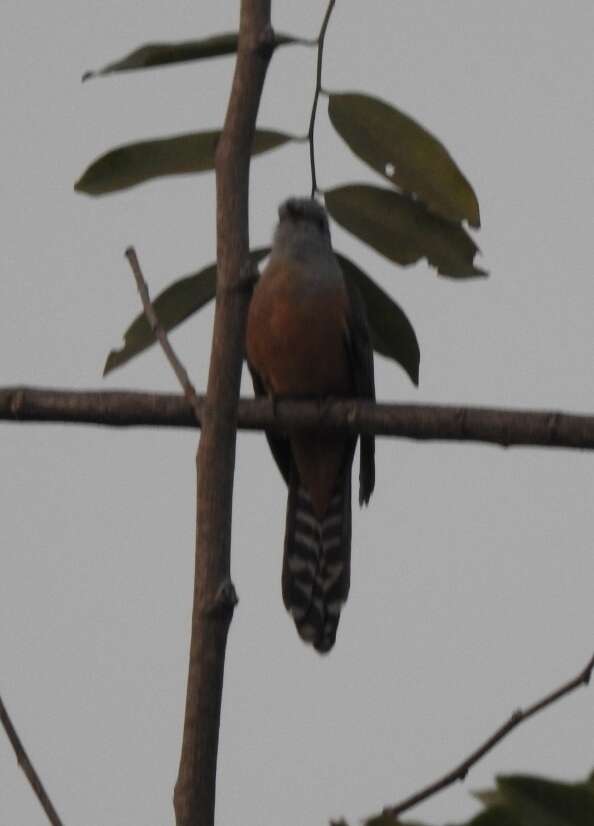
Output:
[273, 197, 332, 255]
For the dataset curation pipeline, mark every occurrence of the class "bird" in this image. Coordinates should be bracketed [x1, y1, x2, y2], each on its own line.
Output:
[246, 197, 375, 653]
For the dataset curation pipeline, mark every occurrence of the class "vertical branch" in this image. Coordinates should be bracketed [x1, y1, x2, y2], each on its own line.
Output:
[173, 2, 273, 825]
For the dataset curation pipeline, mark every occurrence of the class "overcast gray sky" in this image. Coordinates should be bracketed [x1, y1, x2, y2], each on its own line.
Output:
[1, 2, 593, 825]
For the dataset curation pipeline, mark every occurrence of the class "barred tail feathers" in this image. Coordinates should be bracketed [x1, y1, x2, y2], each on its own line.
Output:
[282, 473, 351, 653]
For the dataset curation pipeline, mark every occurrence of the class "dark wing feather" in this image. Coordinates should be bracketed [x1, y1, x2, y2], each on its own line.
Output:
[343, 280, 376, 505]
[248, 364, 292, 486]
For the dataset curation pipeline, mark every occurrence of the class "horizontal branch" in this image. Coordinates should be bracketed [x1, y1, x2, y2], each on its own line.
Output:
[1, 385, 593, 449]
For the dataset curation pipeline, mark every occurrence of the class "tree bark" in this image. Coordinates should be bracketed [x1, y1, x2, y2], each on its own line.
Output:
[172, 2, 272, 825]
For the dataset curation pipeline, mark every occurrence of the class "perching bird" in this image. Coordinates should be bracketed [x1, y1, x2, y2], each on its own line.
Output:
[246, 197, 375, 653]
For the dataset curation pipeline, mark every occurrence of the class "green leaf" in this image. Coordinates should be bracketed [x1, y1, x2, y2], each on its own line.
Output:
[326, 184, 486, 279]
[328, 92, 480, 228]
[494, 774, 594, 826]
[475, 789, 506, 809]
[82, 32, 300, 80]
[363, 814, 397, 826]
[337, 253, 419, 385]
[467, 806, 523, 826]
[364, 815, 428, 826]
[103, 248, 270, 375]
[75, 130, 293, 195]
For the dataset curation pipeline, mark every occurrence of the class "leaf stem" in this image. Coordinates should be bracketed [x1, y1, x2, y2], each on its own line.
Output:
[308, 0, 336, 197]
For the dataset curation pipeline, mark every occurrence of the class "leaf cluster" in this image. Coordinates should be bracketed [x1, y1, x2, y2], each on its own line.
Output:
[78, 28, 485, 387]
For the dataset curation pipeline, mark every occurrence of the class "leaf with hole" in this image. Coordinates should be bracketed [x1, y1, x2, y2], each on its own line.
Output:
[82, 32, 300, 80]
[328, 92, 480, 228]
[337, 254, 419, 385]
[103, 249, 270, 376]
[326, 184, 486, 278]
[75, 130, 293, 195]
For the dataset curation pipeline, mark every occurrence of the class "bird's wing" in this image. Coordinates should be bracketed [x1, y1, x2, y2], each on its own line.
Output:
[248, 364, 292, 487]
[343, 279, 376, 505]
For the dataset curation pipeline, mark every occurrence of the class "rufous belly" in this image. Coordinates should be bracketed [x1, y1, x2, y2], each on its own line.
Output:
[246, 260, 353, 516]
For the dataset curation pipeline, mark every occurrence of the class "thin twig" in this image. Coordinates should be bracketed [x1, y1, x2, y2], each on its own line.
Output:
[2, 387, 594, 450]
[308, 0, 336, 197]
[377, 651, 594, 822]
[291, 35, 319, 47]
[0, 693, 65, 826]
[124, 246, 202, 423]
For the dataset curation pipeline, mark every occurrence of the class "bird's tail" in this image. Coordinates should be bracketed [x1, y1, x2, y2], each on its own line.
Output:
[282, 470, 351, 653]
